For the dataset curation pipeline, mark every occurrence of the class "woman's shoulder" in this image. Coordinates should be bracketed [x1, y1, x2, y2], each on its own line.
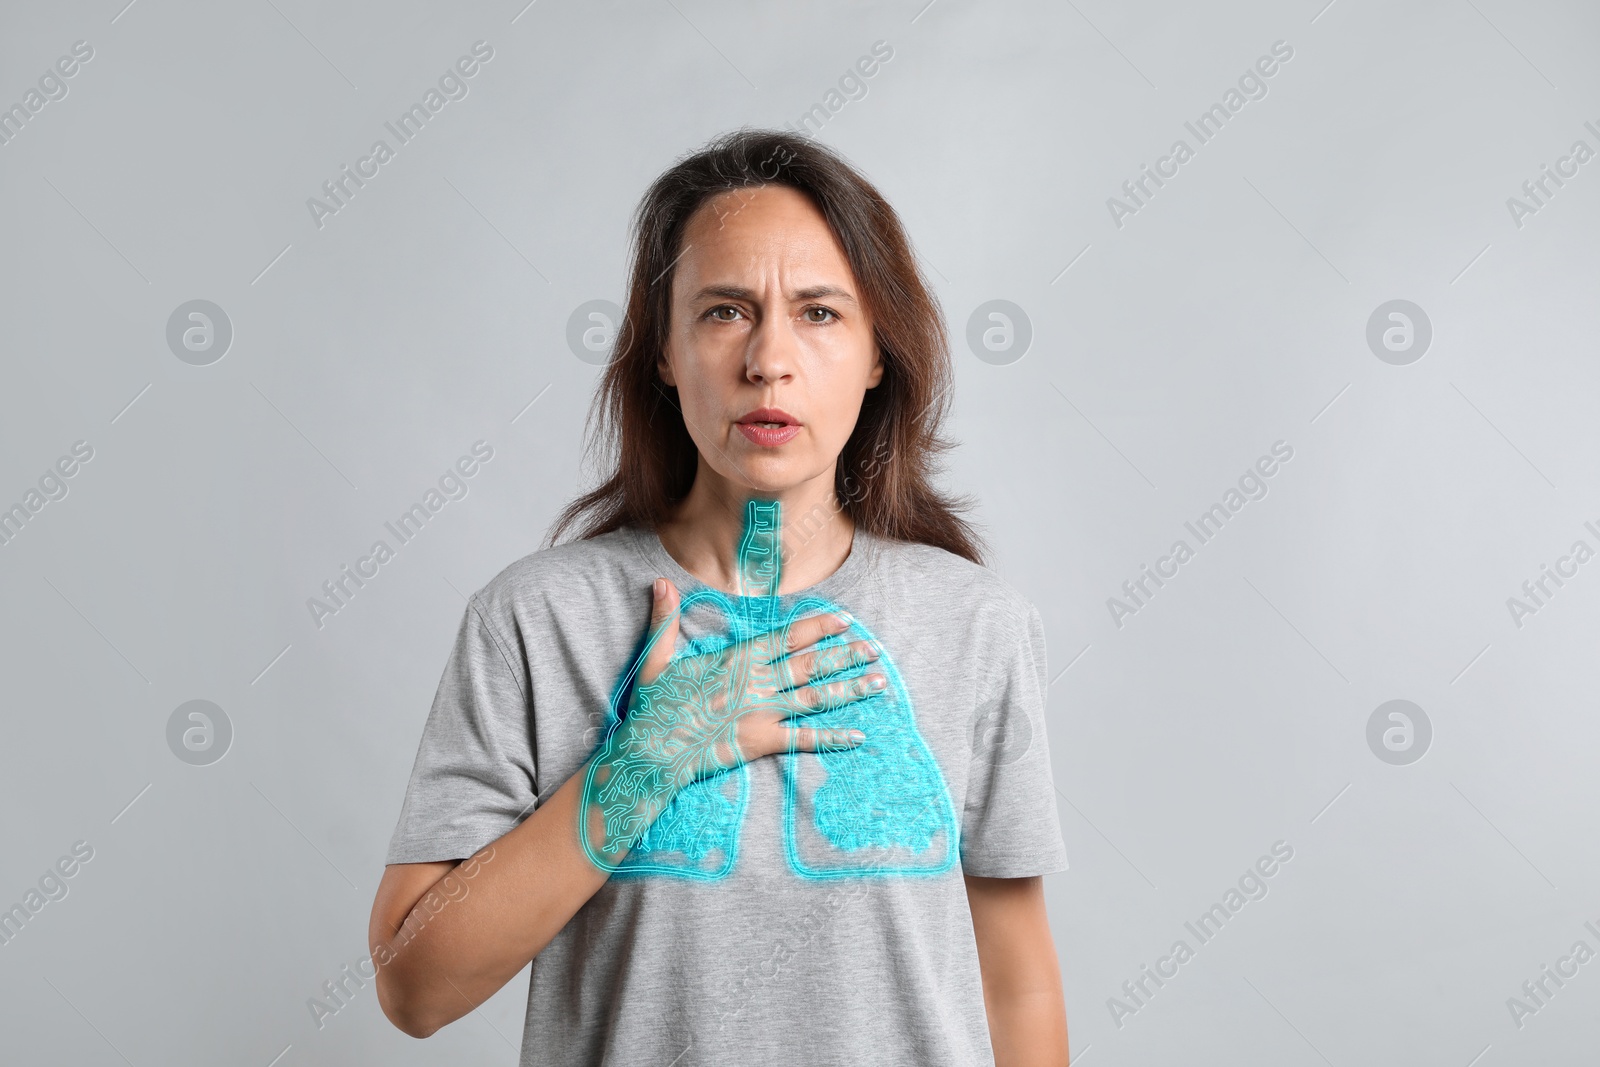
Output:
[868, 533, 1038, 628]
[467, 525, 652, 618]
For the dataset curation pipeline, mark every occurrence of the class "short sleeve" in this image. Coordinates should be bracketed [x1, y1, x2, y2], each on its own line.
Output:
[384, 593, 537, 864]
[959, 602, 1069, 878]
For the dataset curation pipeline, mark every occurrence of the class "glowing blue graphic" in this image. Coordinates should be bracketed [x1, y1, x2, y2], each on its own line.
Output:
[579, 500, 958, 879]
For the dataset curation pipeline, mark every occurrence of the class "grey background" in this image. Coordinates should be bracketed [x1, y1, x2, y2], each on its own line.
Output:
[2, 0, 1597, 1063]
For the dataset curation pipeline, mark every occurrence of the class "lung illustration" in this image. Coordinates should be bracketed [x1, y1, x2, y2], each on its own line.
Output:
[776, 593, 958, 879]
[606, 500, 958, 880]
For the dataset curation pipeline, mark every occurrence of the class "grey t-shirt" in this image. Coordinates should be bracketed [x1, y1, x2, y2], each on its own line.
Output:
[386, 523, 1068, 1066]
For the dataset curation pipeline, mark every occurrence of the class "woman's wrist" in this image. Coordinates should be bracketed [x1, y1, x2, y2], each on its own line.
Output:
[578, 728, 681, 869]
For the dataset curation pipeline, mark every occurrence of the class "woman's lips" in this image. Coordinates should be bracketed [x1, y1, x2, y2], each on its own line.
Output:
[736, 422, 802, 447]
[737, 408, 801, 447]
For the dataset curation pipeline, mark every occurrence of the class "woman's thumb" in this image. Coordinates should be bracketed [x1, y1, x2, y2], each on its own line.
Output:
[639, 577, 680, 685]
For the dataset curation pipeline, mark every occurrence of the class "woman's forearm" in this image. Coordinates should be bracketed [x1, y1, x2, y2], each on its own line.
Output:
[986, 986, 1071, 1067]
[967, 874, 1070, 1066]
[369, 761, 611, 1038]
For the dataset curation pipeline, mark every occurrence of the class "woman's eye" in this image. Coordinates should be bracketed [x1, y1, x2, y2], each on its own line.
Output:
[705, 304, 836, 323]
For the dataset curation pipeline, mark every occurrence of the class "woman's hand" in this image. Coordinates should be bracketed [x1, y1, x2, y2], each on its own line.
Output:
[579, 576, 882, 866]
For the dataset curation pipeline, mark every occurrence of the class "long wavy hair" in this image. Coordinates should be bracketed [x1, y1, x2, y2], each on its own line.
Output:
[548, 127, 983, 565]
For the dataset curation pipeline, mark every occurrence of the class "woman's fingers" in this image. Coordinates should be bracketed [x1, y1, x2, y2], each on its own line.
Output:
[736, 679, 878, 759]
[638, 578, 681, 686]
[740, 712, 866, 758]
[784, 725, 868, 752]
[786, 671, 887, 713]
[777, 639, 879, 691]
[759, 610, 853, 663]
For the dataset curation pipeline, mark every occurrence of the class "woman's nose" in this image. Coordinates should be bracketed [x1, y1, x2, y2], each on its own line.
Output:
[744, 314, 797, 384]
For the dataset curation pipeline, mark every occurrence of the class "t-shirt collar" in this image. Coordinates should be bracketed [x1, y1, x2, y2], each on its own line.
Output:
[630, 519, 875, 606]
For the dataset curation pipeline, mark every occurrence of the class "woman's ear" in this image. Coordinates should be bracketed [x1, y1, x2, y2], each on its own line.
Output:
[657, 343, 678, 388]
[865, 345, 885, 389]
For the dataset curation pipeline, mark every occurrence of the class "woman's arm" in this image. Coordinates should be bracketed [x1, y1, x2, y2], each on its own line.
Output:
[966, 874, 1070, 1067]
[369, 577, 684, 1038]
[369, 761, 609, 1038]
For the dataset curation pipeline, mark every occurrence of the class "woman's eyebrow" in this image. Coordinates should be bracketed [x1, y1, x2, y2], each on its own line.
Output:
[689, 284, 858, 307]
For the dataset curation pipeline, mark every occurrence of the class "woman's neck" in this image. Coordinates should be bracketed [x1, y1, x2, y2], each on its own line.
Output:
[654, 464, 855, 596]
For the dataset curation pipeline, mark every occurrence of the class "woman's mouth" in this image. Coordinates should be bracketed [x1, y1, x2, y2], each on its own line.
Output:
[736, 408, 801, 447]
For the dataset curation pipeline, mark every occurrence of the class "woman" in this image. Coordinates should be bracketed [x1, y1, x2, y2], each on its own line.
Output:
[370, 128, 1071, 1065]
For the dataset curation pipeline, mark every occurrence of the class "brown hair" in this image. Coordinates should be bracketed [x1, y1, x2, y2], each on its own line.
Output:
[548, 127, 984, 565]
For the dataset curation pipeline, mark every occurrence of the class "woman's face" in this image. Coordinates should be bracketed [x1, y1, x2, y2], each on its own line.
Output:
[659, 183, 883, 498]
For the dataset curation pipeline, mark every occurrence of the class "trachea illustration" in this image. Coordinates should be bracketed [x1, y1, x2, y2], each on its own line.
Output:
[581, 500, 958, 880]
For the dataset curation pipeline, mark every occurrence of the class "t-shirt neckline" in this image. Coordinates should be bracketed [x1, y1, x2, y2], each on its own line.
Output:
[633, 520, 874, 606]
